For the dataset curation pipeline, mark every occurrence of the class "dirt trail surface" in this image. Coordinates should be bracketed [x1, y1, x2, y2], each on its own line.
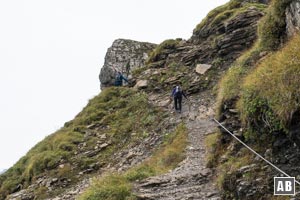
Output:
[135, 94, 221, 200]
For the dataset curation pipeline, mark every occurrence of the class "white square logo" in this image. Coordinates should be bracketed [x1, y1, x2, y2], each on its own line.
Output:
[274, 177, 295, 195]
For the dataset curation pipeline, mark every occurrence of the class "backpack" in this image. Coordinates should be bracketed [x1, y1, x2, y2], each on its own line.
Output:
[174, 86, 182, 97]
[116, 73, 122, 81]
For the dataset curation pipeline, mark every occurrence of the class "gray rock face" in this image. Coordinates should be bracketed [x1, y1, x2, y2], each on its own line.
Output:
[99, 39, 156, 88]
[286, 0, 300, 37]
[188, 6, 264, 63]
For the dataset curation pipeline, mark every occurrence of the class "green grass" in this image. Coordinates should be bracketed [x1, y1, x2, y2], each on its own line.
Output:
[146, 39, 181, 64]
[216, 151, 253, 189]
[239, 34, 300, 132]
[216, 0, 294, 116]
[0, 87, 167, 200]
[151, 62, 189, 87]
[258, 0, 293, 50]
[193, 1, 266, 36]
[212, 0, 299, 198]
[205, 132, 223, 168]
[78, 175, 135, 200]
[215, 41, 263, 117]
[215, 0, 300, 148]
[78, 124, 188, 200]
[193, 0, 241, 34]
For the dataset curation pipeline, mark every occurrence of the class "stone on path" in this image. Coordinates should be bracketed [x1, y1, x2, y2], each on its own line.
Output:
[195, 64, 212, 75]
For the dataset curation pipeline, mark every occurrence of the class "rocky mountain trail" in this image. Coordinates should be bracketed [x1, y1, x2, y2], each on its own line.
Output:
[134, 93, 221, 200]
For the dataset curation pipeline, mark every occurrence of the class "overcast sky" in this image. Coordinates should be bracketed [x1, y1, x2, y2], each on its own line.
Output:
[0, 0, 229, 170]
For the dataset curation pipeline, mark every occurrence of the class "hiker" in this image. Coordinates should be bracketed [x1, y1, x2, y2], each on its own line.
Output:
[114, 71, 129, 86]
[171, 84, 188, 113]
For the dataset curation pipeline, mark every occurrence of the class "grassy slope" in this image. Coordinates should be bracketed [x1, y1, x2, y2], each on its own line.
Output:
[212, 0, 300, 197]
[239, 34, 300, 135]
[0, 87, 168, 199]
[217, 0, 294, 111]
[217, 0, 299, 134]
[78, 124, 188, 200]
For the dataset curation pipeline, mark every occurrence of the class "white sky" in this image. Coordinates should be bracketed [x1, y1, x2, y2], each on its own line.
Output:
[0, 0, 229, 170]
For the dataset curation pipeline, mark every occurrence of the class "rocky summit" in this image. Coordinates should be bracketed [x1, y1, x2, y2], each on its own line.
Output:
[2, 0, 300, 199]
[99, 39, 156, 89]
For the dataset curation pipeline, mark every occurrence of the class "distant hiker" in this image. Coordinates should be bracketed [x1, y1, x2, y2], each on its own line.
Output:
[115, 71, 129, 86]
[171, 85, 188, 113]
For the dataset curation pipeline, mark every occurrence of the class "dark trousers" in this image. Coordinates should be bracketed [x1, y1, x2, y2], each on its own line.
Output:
[174, 96, 182, 111]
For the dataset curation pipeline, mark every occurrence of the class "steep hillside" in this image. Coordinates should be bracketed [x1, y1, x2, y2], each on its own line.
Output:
[212, 0, 300, 199]
[4, 0, 300, 199]
[0, 88, 174, 199]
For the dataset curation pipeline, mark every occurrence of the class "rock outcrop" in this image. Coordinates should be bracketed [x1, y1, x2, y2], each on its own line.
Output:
[286, 0, 300, 37]
[99, 39, 156, 88]
[132, 4, 266, 97]
[188, 6, 265, 63]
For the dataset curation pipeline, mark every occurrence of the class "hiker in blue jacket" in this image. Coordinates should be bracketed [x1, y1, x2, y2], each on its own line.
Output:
[115, 71, 129, 86]
[171, 85, 188, 113]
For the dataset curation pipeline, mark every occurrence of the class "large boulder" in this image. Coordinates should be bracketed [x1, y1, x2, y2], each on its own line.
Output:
[99, 39, 156, 89]
[134, 80, 148, 90]
[195, 64, 212, 75]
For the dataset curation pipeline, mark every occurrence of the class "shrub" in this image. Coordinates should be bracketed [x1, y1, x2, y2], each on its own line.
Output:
[78, 175, 134, 200]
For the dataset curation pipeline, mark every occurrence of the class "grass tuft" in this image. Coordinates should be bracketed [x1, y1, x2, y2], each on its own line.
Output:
[146, 39, 181, 64]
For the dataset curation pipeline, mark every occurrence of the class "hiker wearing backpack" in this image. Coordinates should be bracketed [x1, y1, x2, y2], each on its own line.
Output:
[114, 71, 129, 86]
[171, 85, 188, 113]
